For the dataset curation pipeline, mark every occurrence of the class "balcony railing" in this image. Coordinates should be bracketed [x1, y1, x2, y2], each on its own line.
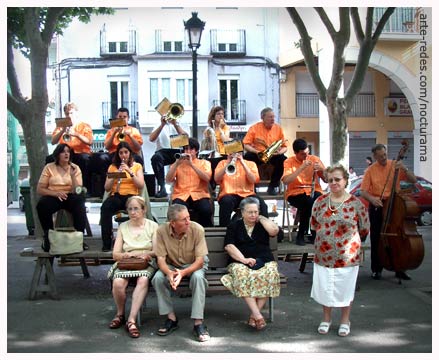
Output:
[210, 29, 246, 56]
[155, 30, 188, 53]
[101, 101, 138, 129]
[374, 7, 420, 33]
[100, 26, 137, 56]
[295, 93, 375, 118]
[212, 99, 246, 125]
[348, 94, 375, 117]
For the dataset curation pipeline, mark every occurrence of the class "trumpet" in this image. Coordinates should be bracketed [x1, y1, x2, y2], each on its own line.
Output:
[225, 156, 238, 176]
[62, 127, 71, 142]
[258, 140, 284, 163]
[117, 129, 125, 142]
[175, 153, 190, 160]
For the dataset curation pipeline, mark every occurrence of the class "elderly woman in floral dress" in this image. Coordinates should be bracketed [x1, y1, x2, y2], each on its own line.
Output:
[221, 197, 281, 331]
[310, 164, 369, 337]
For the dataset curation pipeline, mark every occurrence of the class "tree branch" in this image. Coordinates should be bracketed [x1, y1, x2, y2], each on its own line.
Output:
[286, 7, 327, 104]
[350, 8, 364, 44]
[315, 7, 336, 40]
[24, 8, 44, 50]
[365, 8, 374, 39]
[42, 8, 67, 43]
[7, 31, 24, 103]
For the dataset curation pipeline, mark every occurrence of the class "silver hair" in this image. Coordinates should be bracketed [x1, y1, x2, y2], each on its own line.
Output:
[239, 196, 260, 212]
[167, 203, 188, 221]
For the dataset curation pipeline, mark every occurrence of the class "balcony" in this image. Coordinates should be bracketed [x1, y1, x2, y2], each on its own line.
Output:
[295, 93, 375, 118]
[210, 29, 246, 56]
[100, 25, 137, 56]
[101, 101, 138, 129]
[213, 99, 246, 125]
[373, 7, 421, 41]
[155, 30, 188, 53]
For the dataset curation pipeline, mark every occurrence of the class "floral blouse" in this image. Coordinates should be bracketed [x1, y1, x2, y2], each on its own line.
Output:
[310, 193, 370, 268]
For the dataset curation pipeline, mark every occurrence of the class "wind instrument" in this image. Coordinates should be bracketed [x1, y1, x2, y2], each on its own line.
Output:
[155, 97, 184, 122]
[257, 139, 284, 163]
[62, 127, 71, 142]
[225, 155, 238, 176]
[115, 159, 125, 193]
[174, 153, 190, 160]
[310, 169, 317, 198]
[117, 130, 126, 142]
[56, 117, 73, 142]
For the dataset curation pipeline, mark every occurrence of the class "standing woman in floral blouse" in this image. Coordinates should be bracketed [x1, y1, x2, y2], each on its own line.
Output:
[310, 164, 369, 337]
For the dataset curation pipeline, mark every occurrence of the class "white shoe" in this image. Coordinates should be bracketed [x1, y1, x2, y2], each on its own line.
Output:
[338, 322, 351, 337]
[317, 321, 331, 334]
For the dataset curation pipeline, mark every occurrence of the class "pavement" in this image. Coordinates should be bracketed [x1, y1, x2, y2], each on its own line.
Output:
[5, 202, 433, 355]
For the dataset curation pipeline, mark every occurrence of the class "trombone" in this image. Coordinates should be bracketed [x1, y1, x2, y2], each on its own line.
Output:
[155, 97, 184, 123]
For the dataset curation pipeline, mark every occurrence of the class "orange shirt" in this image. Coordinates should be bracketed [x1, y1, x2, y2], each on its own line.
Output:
[38, 162, 82, 192]
[170, 158, 211, 201]
[282, 155, 325, 198]
[360, 160, 408, 199]
[52, 122, 93, 154]
[242, 122, 287, 152]
[215, 124, 230, 155]
[215, 159, 260, 200]
[105, 125, 143, 154]
[107, 162, 142, 196]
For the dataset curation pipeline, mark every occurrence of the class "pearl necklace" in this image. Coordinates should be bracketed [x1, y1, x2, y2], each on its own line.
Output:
[328, 193, 348, 212]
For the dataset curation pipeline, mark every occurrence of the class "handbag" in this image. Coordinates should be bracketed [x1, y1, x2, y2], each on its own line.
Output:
[48, 229, 83, 255]
[117, 257, 149, 271]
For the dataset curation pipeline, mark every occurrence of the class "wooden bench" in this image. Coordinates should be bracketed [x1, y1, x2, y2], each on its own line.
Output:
[20, 231, 287, 322]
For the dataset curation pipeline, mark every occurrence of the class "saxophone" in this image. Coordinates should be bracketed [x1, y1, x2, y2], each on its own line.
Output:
[258, 140, 284, 163]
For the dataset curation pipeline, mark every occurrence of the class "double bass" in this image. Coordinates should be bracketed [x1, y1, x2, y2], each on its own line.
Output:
[378, 140, 424, 277]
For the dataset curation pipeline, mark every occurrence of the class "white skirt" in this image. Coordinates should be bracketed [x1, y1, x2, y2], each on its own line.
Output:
[310, 263, 359, 307]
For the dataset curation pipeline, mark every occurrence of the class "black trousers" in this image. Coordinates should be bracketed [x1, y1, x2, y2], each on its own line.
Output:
[150, 148, 181, 188]
[368, 205, 384, 273]
[218, 194, 269, 227]
[100, 193, 135, 249]
[36, 194, 86, 234]
[243, 152, 286, 187]
[287, 192, 322, 236]
[172, 197, 213, 227]
[207, 155, 227, 189]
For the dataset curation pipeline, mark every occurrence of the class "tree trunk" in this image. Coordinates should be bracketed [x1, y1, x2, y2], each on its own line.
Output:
[327, 97, 348, 165]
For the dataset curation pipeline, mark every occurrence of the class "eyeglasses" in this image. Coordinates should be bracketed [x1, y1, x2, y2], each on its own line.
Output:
[327, 177, 343, 183]
[127, 207, 142, 212]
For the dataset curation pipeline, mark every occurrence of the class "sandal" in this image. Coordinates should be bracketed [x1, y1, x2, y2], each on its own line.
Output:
[109, 314, 125, 329]
[338, 322, 351, 337]
[248, 315, 256, 328]
[156, 318, 179, 336]
[255, 317, 266, 331]
[125, 321, 140, 338]
[193, 323, 210, 342]
[318, 321, 332, 335]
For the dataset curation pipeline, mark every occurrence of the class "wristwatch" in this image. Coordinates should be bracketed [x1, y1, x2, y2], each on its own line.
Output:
[75, 186, 83, 195]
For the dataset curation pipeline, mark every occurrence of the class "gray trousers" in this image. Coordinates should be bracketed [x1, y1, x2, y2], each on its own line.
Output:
[152, 259, 208, 320]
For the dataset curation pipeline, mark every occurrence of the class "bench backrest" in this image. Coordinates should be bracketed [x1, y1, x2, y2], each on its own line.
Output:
[206, 235, 278, 269]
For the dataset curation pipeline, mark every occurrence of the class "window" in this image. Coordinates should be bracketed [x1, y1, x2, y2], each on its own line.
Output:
[149, 77, 192, 108]
[150, 79, 159, 108]
[218, 43, 226, 52]
[109, 80, 129, 118]
[174, 41, 183, 52]
[161, 78, 170, 99]
[109, 42, 117, 53]
[164, 41, 172, 52]
[229, 43, 237, 52]
[177, 80, 185, 104]
[120, 42, 128, 52]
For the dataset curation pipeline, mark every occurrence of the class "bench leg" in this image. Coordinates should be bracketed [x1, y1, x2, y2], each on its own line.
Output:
[299, 252, 308, 273]
[79, 258, 90, 278]
[29, 258, 59, 300]
[85, 216, 93, 237]
[268, 297, 274, 322]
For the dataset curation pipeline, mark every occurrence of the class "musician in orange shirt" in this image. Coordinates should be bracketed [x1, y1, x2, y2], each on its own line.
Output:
[360, 144, 416, 281]
[50, 102, 93, 193]
[242, 107, 287, 195]
[282, 139, 326, 245]
[214, 152, 268, 226]
[166, 138, 213, 227]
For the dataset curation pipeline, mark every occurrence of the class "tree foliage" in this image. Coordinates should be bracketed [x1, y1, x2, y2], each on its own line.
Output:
[286, 7, 395, 164]
[7, 7, 114, 237]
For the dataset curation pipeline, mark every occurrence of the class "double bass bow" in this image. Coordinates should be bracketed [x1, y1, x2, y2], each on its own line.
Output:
[378, 140, 424, 280]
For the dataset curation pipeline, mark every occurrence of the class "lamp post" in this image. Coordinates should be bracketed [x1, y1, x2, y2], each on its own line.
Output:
[184, 12, 205, 139]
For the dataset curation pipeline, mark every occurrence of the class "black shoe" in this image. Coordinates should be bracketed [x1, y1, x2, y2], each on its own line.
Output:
[155, 189, 168, 198]
[267, 186, 278, 196]
[371, 271, 382, 280]
[296, 233, 305, 246]
[83, 243, 89, 251]
[102, 246, 111, 252]
[277, 227, 284, 242]
[395, 271, 411, 280]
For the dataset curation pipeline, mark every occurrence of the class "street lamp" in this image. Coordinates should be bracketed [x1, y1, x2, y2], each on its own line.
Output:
[184, 12, 205, 139]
